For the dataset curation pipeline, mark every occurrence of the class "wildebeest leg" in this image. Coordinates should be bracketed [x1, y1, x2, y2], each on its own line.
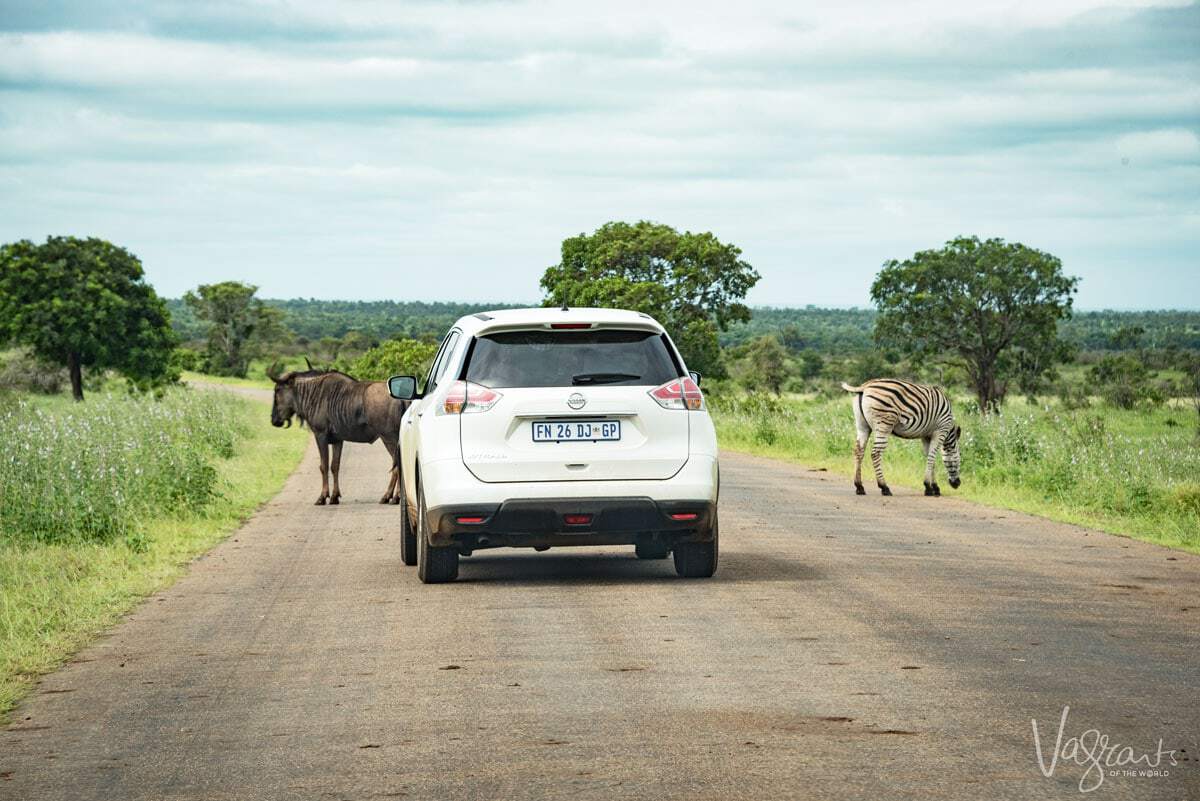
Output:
[853, 430, 869, 495]
[314, 434, 330, 506]
[870, 423, 894, 496]
[380, 437, 400, 504]
[922, 433, 942, 496]
[329, 440, 343, 505]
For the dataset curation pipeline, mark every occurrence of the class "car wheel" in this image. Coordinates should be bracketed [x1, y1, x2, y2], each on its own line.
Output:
[635, 541, 670, 560]
[416, 477, 458, 584]
[399, 488, 417, 567]
[673, 511, 718, 578]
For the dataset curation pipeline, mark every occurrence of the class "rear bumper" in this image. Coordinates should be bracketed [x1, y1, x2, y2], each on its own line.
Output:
[426, 497, 716, 551]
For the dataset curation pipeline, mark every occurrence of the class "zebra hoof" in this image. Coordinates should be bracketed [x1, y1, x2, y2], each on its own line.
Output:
[314, 496, 327, 506]
[880, 485, 893, 497]
[389, 496, 400, 505]
[379, 496, 390, 504]
[329, 496, 340, 505]
[931, 483, 941, 497]
[855, 483, 866, 496]
[924, 484, 935, 496]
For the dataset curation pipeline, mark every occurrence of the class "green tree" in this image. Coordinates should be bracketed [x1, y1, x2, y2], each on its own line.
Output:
[1090, 354, 1161, 409]
[0, 236, 177, 401]
[741, 335, 789, 394]
[871, 236, 1078, 413]
[539, 221, 760, 377]
[341, 338, 441, 382]
[184, 281, 287, 377]
[798, 350, 825, 380]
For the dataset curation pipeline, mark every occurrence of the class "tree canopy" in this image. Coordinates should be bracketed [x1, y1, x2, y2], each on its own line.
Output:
[871, 236, 1078, 412]
[0, 236, 176, 400]
[539, 221, 760, 376]
[184, 281, 285, 377]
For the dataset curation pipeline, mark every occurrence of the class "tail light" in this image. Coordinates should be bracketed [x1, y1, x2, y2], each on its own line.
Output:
[649, 377, 705, 411]
[440, 380, 502, 414]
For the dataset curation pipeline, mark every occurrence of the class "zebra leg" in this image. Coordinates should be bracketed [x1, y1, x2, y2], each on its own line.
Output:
[853, 432, 868, 495]
[314, 435, 330, 506]
[924, 432, 943, 496]
[329, 441, 343, 505]
[922, 436, 937, 496]
[870, 425, 893, 496]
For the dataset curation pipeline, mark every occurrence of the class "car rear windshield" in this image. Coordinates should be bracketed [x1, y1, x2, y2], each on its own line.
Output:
[463, 329, 680, 388]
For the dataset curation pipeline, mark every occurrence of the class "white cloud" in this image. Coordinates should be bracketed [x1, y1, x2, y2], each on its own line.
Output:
[0, 0, 1196, 307]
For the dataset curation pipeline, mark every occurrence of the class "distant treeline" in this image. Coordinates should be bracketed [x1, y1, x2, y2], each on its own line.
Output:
[166, 299, 522, 344]
[165, 299, 1200, 353]
[721, 307, 1200, 352]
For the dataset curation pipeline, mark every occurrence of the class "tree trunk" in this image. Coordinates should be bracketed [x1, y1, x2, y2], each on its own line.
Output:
[67, 351, 84, 401]
[974, 364, 999, 415]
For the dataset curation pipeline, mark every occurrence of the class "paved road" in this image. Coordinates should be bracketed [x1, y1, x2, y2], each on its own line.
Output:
[3, 439, 1198, 800]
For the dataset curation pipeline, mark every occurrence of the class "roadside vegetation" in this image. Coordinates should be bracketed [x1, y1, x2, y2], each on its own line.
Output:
[0, 389, 307, 718]
[711, 392, 1200, 553]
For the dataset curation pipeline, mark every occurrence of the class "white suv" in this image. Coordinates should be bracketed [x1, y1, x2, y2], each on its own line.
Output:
[388, 307, 719, 583]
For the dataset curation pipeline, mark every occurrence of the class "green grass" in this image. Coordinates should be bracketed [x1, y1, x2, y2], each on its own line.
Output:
[711, 392, 1200, 554]
[0, 390, 307, 719]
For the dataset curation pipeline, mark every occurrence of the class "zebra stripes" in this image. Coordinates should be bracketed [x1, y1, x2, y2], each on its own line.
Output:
[841, 378, 962, 497]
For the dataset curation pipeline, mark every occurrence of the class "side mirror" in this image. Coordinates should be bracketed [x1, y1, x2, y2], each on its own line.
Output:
[688, 370, 702, 387]
[387, 375, 418, 400]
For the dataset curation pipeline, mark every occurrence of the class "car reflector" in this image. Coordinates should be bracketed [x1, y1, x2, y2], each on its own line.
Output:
[442, 380, 502, 415]
[669, 512, 699, 521]
[648, 377, 705, 411]
[456, 515, 486, 525]
[563, 514, 593, 525]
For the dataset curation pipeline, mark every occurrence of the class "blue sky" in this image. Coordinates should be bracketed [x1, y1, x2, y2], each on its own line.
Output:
[1, 1, 1197, 308]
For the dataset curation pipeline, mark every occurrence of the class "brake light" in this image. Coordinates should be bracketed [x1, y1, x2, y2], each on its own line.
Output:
[549, 323, 593, 329]
[441, 380, 502, 414]
[563, 514, 593, 526]
[648, 377, 705, 410]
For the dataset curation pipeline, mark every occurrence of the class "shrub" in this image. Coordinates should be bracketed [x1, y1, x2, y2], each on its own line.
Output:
[1056, 380, 1091, 410]
[1090, 354, 1159, 409]
[0, 349, 68, 395]
[340, 339, 440, 382]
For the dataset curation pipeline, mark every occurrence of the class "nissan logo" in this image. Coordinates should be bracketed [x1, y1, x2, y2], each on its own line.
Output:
[567, 392, 587, 410]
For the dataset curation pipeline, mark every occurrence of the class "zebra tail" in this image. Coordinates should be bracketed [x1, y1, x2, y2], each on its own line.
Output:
[840, 382, 864, 393]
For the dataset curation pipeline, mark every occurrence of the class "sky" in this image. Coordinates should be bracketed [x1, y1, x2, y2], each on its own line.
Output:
[1, 1, 1197, 309]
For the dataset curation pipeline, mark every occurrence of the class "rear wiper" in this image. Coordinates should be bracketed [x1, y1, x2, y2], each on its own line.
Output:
[572, 372, 641, 385]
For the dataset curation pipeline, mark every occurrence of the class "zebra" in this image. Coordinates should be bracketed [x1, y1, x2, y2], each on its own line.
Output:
[841, 379, 962, 497]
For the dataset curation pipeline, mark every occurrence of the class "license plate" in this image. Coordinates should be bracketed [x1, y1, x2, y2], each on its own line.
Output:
[532, 420, 621, 442]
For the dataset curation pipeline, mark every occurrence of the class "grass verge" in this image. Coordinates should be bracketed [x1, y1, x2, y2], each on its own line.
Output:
[0, 394, 307, 719]
[712, 393, 1200, 555]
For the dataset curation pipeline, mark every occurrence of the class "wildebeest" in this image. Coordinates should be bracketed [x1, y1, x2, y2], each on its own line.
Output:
[842, 378, 962, 496]
[269, 362, 409, 505]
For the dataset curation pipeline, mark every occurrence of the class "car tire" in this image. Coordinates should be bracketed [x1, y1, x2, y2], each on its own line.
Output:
[416, 477, 458, 583]
[635, 541, 670, 560]
[399, 487, 417, 567]
[673, 512, 718, 578]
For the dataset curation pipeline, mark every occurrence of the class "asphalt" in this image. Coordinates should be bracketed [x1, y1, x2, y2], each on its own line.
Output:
[2, 434, 1198, 800]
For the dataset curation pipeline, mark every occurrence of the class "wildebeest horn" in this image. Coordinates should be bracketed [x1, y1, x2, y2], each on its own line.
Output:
[265, 360, 284, 383]
[305, 356, 314, 370]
